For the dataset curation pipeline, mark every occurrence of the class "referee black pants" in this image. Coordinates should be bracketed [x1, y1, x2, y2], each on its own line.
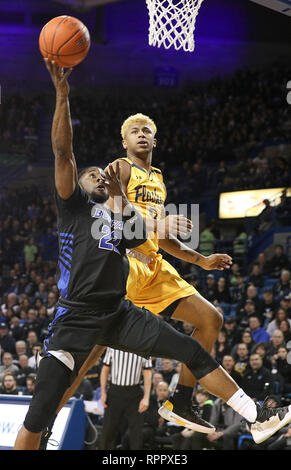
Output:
[100, 384, 144, 450]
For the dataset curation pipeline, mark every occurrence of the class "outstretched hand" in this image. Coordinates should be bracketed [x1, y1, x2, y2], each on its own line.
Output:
[199, 253, 233, 271]
[43, 58, 73, 96]
[104, 162, 126, 199]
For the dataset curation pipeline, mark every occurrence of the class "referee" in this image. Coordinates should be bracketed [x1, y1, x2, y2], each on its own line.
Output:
[100, 348, 152, 450]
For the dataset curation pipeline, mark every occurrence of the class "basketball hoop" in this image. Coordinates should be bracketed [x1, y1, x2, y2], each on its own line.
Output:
[146, 0, 205, 52]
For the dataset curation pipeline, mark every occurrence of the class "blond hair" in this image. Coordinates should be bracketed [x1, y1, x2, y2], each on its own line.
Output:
[121, 113, 157, 139]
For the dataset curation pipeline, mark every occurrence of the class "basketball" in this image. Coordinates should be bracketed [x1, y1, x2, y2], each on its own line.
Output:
[39, 16, 90, 68]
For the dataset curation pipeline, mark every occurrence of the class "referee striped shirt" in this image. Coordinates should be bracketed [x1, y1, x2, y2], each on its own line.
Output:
[103, 348, 152, 386]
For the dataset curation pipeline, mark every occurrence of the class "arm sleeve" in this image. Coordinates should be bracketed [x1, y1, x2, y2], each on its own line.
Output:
[142, 357, 153, 370]
[102, 348, 113, 366]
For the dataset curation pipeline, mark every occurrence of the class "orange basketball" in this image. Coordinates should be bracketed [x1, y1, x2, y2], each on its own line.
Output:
[39, 16, 90, 68]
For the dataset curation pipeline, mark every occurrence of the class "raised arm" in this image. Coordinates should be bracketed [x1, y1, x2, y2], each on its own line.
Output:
[44, 59, 77, 199]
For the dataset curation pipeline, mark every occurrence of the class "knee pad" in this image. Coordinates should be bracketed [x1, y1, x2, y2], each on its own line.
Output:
[24, 356, 72, 433]
[184, 335, 219, 380]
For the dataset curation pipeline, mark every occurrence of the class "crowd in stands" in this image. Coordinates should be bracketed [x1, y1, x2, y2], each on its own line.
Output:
[1, 61, 290, 200]
[0, 93, 42, 163]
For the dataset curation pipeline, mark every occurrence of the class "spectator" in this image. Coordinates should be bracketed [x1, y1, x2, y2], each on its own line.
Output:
[267, 307, 291, 337]
[83, 356, 102, 391]
[273, 269, 291, 299]
[274, 346, 291, 394]
[279, 295, 291, 317]
[223, 317, 242, 350]
[0, 352, 19, 383]
[233, 343, 249, 377]
[47, 292, 57, 317]
[248, 316, 270, 344]
[229, 262, 242, 286]
[25, 308, 42, 338]
[15, 354, 35, 387]
[237, 300, 262, 330]
[214, 277, 231, 304]
[279, 319, 291, 343]
[201, 274, 216, 302]
[161, 359, 176, 385]
[261, 288, 279, 329]
[252, 342, 272, 370]
[1, 292, 19, 317]
[181, 321, 194, 336]
[34, 282, 48, 304]
[9, 316, 26, 342]
[241, 353, 275, 402]
[0, 322, 16, 354]
[23, 373, 36, 395]
[244, 285, 263, 315]
[151, 372, 164, 396]
[230, 273, 247, 304]
[23, 237, 38, 265]
[0, 371, 21, 395]
[27, 343, 42, 369]
[14, 340, 28, 364]
[221, 355, 242, 386]
[199, 222, 216, 257]
[248, 262, 264, 288]
[213, 330, 231, 364]
[26, 330, 39, 356]
[268, 245, 290, 278]
[266, 329, 286, 362]
[238, 329, 256, 354]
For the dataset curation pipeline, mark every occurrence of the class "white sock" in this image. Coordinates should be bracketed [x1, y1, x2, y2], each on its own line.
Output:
[226, 388, 257, 423]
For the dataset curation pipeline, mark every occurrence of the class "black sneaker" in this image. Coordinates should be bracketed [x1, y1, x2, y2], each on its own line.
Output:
[158, 400, 215, 433]
[251, 397, 291, 444]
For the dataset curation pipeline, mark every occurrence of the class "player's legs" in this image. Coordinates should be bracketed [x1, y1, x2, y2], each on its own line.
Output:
[14, 356, 72, 450]
[171, 293, 223, 389]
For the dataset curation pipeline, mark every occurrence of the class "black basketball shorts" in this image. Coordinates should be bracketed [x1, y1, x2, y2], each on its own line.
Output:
[43, 299, 162, 372]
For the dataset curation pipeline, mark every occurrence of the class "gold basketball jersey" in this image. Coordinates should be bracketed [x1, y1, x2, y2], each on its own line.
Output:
[120, 157, 167, 258]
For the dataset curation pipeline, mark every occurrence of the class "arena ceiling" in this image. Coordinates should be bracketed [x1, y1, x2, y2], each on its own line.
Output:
[53, 0, 126, 6]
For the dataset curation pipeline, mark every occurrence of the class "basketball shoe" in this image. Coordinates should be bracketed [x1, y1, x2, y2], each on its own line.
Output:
[251, 398, 291, 444]
[158, 400, 215, 433]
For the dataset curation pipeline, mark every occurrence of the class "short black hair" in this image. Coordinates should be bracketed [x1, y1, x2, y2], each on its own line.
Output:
[78, 166, 102, 181]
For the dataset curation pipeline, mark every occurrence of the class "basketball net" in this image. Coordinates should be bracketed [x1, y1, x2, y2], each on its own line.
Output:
[146, 0, 205, 52]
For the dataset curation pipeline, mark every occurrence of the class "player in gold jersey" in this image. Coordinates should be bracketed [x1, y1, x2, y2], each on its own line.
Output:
[109, 114, 232, 428]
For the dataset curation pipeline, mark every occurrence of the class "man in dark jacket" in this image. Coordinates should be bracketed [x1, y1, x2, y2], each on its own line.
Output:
[0, 323, 16, 354]
[241, 353, 275, 402]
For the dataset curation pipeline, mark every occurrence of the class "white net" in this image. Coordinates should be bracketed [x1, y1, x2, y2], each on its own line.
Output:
[146, 0, 205, 52]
